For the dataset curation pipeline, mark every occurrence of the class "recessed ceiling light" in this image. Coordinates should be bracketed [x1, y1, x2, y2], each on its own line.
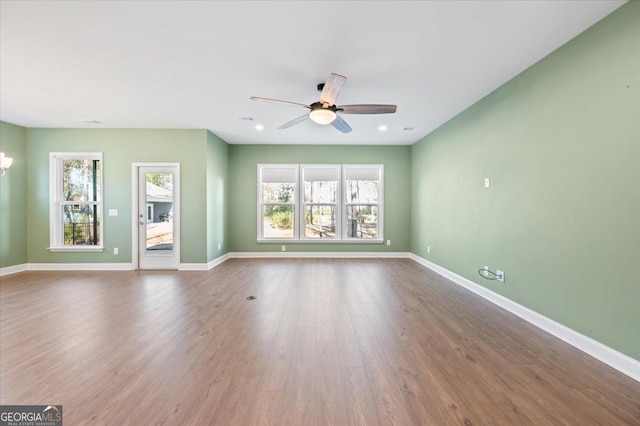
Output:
[378, 125, 387, 132]
[255, 124, 264, 131]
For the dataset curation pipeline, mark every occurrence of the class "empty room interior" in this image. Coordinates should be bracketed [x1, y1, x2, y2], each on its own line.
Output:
[1, 1, 639, 424]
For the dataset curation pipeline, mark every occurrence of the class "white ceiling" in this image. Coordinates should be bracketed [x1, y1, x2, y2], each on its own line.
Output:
[0, 1, 625, 145]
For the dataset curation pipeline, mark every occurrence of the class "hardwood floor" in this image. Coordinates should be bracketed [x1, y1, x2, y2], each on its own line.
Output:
[1, 259, 639, 425]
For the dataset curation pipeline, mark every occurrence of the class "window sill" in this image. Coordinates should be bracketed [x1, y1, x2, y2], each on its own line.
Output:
[48, 246, 104, 252]
[257, 239, 384, 244]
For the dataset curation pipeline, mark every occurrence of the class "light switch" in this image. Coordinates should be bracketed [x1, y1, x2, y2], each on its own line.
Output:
[108, 209, 118, 216]
[484, 178, 490, 188]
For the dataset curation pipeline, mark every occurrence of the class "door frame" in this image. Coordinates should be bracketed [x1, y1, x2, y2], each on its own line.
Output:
[131, 162, 181, 270]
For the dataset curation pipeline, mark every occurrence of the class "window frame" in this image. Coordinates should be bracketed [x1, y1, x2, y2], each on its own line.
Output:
[49, 152, 104, 251]
[300, 164, 341, 242]
[257, 163, 383, 243]
[257, 164, 299, 242]
[342, 164, 384, 242]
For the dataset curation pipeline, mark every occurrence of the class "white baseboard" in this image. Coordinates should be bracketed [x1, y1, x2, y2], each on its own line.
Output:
[228, 251, 411, 259]
[208, 253, 230, 269]
[179, 263, 208, 271]
[27, 263, 134, 271]
[2, 257, 232, 274]
[3, 252, 405, 275]
[180, 253, 231, 271]
[0, 263, 28, 276]
[409, 254, 640, 383]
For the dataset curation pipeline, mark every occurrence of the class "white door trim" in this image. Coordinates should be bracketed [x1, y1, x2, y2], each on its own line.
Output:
[131, 163, 181, 270]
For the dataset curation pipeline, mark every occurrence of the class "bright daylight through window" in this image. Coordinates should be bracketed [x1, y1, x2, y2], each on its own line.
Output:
[258, 164, 383, 242]
[49, 153, 103, 250]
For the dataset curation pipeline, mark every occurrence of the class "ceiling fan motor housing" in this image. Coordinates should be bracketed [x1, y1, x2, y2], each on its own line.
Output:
[310, 101, 337, 112]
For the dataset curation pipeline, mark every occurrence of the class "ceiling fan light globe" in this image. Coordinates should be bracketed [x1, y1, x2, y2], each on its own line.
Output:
[309, 109, 337, 125]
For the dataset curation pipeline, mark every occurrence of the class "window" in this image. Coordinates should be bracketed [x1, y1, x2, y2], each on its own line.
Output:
[50, 153, 103, 251]
[257, 164, 383, 242]
[302, 165, 340, 240]
[258, 165, 298, 240]
[343, 165, 382, 240]
[146, 203, 154, 223]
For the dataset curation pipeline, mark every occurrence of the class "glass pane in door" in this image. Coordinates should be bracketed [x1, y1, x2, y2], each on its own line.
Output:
[145, 173, 174, 251]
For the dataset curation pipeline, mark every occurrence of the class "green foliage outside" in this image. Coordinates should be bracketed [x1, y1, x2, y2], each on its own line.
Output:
[268, 207, 293, 229]
[62, 159, 101, 245]
[264, 183, 294, 229]
[146, 173, 173, 190]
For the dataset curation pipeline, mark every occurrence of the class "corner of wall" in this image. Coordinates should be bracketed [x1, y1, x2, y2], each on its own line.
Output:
[206, 131, 231, 261]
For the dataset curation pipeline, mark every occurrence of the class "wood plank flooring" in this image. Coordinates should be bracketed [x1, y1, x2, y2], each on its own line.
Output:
[1, 259, 639, 425]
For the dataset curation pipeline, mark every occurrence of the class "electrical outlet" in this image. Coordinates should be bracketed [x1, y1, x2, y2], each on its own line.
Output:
[217, 243, 221, 250]
[386, 240, 391, 246]
[483, 266, 489, 277]
[113, 247, 119, 255]
[281, 245, 286, 252]
[484, 177, 490, 188]
[496, 270, 505, 282]
[427, 246, 430, 253]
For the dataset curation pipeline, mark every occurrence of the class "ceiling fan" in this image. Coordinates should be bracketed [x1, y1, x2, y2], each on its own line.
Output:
[250, 73, 397, 133]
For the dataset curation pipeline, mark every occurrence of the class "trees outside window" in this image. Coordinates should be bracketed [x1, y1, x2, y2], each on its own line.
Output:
[50, 153, 103, 250]
[258, 164, 383, 242]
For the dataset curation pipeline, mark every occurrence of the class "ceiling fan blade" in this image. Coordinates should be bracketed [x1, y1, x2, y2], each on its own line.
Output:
[278, 114, 309, 129]
[330, 115, 352, 133]
[250, 97, 310, 109]
[338, 104, 397, 114]
[319, 73, 347, 105]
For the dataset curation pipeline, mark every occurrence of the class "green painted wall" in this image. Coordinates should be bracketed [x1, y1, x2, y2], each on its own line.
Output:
[206, 131, 230, 261]
[0, 121, 27, 268]
[25, 128, 209, 264]
[411, 3, 640, 360]
[228, 144, 411, 253]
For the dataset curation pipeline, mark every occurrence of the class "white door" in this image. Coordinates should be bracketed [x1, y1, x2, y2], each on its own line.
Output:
[135, 165, 180, 270]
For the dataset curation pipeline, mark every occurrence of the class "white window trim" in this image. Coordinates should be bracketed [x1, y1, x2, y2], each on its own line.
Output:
[342, 164, 384, 242]
[146, 203, 154, 223]
[300, 164, 341, 241]
[257, 164, 383, 243]
[257, 164, 299, 242]
[49, 152, 104, 251]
